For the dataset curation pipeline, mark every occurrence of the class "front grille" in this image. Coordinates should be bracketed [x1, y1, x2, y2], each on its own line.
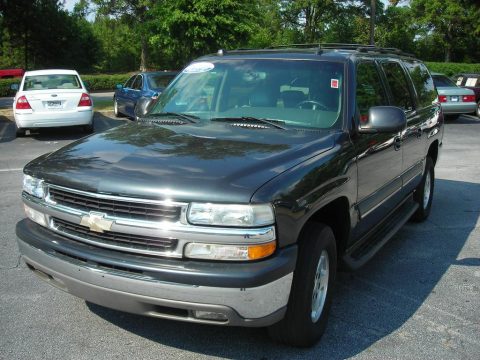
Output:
[49, 187, 181, 222]
[52, 217, 178, 253]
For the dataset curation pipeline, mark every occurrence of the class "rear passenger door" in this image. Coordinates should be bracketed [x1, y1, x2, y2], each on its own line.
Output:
[403, 61, 438, 193]
[126, 75, 143, 117]
[353, 60, 404, 237]
[380, 61, 428, 194]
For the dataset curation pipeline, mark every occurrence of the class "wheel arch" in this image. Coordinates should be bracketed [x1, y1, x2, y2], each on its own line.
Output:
[428, 140, 439, 166]
[297, 196, 351, 259]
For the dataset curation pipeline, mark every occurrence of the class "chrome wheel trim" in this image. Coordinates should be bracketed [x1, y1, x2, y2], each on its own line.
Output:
[423, 170, 431, 209]
[311, 250, 329, 323]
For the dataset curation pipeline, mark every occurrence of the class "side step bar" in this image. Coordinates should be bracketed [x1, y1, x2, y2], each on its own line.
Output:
[343, 196, 419, 270]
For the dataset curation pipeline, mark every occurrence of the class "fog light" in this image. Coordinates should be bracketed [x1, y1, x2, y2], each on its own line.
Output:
[192, 310, 228, 322]
[24, 204, 47, 227]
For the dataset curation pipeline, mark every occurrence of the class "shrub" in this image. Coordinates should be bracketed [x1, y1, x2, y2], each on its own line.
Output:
[425, 62, 480, 76]
[0, 73, 132, 97]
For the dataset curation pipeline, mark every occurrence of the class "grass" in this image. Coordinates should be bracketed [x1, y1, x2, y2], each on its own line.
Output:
[93, 99, 113, 111]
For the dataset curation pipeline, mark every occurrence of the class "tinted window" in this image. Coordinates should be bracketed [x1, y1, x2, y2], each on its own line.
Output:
[355, 61, 388, 122]
[124, 75, 136, 88]
[132, 75, 143, 90]
[432, 75, 456, 87]
[405, 62, 436, 108]
[23, 74, 81, 91]
[148, 74, 176, 89]
[381, 62, 414, 111]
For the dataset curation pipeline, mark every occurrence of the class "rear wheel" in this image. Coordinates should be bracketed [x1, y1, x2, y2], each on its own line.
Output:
[268, 222, 336, 347]
[15, 123, 26, 137]
[83, 122, 94, 134]
[411, 157, 434, 222]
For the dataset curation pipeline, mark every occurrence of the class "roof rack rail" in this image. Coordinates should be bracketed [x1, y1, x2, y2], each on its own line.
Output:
[219, 44, 416, 58]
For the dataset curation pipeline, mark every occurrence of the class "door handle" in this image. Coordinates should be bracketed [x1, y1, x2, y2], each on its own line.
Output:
[394, 136, 402, 151]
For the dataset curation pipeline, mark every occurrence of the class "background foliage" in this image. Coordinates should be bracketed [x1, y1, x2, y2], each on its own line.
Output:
[0, 0, 479, 74]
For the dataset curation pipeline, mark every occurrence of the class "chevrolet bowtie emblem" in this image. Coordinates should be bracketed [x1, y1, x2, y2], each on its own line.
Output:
[80, 212, 113, 233]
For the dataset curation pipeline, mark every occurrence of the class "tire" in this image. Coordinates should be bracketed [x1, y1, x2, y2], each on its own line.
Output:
[268, 222, 337, 347]
[15, 123, 26, 137]
[113, 98, 123, 118]
[411, 157, 434, 222]
[476, 101, 480, 118]
[83, 122, 94, 134]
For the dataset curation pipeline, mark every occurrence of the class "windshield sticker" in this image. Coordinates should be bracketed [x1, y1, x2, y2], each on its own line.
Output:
[183, 62, 214, 74]
[331, 79, 339, 89]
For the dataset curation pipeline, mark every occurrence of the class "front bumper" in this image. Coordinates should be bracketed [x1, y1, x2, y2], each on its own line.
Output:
[16, 219, 296, 327]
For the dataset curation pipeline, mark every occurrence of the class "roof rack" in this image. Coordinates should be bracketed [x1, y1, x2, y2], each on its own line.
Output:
[220, 43, 416, 58]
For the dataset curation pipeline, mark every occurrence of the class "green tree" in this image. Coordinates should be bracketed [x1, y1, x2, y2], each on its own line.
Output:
[411, 0, 480, 62]
[92, 0, 154, 71]
[0, 0, 99, 71]
[150, 0, 258, 69]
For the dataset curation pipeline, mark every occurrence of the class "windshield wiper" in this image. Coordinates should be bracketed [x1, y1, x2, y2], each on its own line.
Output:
[211, 116, 287, 130]
[144, 112, 199, 123]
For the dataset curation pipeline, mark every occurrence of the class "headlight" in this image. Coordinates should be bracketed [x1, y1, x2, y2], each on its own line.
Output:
[187, 203, 274, 227]
[184, 241, 276, 261]
[23, 174, 45, 199]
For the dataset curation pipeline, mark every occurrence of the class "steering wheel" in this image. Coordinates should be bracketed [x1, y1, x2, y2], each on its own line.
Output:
[296, 100, 329, 111]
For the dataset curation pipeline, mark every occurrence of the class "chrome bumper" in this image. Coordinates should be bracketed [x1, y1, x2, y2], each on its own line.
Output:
[18, 238, 292, 327]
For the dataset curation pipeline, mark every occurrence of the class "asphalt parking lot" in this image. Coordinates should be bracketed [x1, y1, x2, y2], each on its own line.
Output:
[1, 112, 479, 359]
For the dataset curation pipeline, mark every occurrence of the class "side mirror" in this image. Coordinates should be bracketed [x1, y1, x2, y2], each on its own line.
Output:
[10, 83, 19, 92]
[115, 84, 123, 90]
[358, 106, 406, 134]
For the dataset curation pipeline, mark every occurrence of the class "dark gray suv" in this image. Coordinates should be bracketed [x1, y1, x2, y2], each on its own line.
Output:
[16, 44, 443, 347]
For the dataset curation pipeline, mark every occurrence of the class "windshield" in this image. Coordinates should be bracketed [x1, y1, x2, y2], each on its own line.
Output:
[433, 75, 456, 87]
[150, 59, 344, 129]
[23, 74, 82, 90]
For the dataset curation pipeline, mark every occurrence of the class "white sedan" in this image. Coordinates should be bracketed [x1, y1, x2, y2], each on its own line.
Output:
[12, 69, 94, 137]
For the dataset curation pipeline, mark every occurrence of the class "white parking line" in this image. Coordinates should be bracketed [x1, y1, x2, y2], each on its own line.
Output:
[0, 168, 23, 172]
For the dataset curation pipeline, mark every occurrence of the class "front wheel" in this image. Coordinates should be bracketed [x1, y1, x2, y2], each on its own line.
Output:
[411, 157, 434, 222]
[113, 98, 123, 118]
[268, 222, 337, 347]
[476, 101, 480, 118]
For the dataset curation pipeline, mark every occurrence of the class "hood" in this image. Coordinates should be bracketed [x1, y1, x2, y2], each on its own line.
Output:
[25, 121, 335, 203]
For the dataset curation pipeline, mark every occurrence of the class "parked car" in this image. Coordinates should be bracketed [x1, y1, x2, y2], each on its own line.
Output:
[431, 73, 476, 118]
[12, 69, 93, 137]
[0, 68, 24, 79]
[113, 71, 178, 119]
[452, 73, 480, 117]
[16, 45, 443, 347]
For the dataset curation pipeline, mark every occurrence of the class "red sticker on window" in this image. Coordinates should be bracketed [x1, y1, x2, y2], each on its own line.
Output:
[331, 79, 339, 88]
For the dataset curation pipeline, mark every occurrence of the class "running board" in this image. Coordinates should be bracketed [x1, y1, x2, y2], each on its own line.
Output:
[343, 197, 419, 270]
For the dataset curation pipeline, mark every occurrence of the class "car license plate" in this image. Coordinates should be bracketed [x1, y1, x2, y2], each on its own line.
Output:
[46, 100, 62, 108]
[450, 96, 459, 102]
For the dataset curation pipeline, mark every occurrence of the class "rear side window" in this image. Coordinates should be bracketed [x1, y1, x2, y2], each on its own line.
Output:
[381, 62, 414, 111]
[148, 74, 176, 89]
[23, 74, 82, 91]
[355, 61, 388, 122]
[132, 75, 143, 90]
[405, 62, 436, 108]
